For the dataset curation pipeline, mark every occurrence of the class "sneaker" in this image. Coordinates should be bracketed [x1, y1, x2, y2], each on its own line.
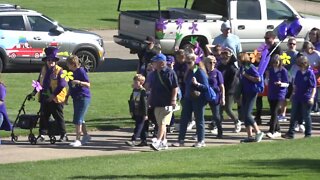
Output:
[282, 133, 294, 139]
[255, 131, 264, 142]
[210, 127, 218, 135]
[234, 120, 242, 133]
[277, 115, 287, 122]
[294, 124, 300, 132]
[191, 134, 197, 140]
[273, 131, 282, 138]
[187, 120, 196, 130]
[71, 140, 82, 147]
[150, 141, 161, 151]
[37, 135, 45, 142]
[310, 111, 320, 116]
[160, 142, 169, 150]
[136, 141, 148, 147]
[151, 137, 157, 143]
[81, 134, 91, 145]
[125, 140, 137, 146]
[266, 132, 274, 139]
[193, 141, 206, 148]
[240, 137, 255, 143]
[172, 141, 185, 147]
[58, 134, 68, 142]
[304, 135, 311, 138]
[299, 124, 305, 133]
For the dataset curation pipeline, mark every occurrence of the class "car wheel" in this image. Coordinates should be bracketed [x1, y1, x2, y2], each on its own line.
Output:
[0, 56, 3, 72]
[76, 50, 96, 72]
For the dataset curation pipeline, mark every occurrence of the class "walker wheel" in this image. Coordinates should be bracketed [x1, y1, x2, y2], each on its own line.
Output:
[50, 136, 56, 144]
[11, 135, 18, 142]
[28, 134, 35, 142]
[30, 137, 37, 145]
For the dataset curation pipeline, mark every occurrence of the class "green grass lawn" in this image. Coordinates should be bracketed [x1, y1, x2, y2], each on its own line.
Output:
[4, 0, 191, 29]
[0, 71, 136, 137]
[0, 137, 319, 179]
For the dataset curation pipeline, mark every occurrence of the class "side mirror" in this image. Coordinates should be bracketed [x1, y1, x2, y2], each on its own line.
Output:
[49, 26, 64, 35]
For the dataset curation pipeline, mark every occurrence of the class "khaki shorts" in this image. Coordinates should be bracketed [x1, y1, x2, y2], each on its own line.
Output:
[154, 107, 173, 126]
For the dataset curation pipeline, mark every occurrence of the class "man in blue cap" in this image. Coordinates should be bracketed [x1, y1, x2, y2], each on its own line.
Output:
[148, 53, 178, 151]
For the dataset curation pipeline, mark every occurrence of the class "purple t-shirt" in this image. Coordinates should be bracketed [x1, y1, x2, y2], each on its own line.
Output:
[208, 69, 224, 104]
[240, 64, 259, 95]
[294, 69, 316, 103]
[267, 67, 288, 100]
[68, 67, 91, 99]
[173, 62, 187, 95]
[0, 83, 11, 131]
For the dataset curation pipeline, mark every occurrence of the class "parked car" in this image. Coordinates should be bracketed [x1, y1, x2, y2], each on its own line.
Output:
[0, 5, 105, 72]
[114, 0, 320, 54]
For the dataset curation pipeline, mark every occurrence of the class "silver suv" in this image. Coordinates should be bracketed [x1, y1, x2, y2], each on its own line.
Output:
[0, 5, 105, 72]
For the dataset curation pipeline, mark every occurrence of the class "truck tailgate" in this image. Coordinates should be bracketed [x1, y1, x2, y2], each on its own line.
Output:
[119, 12, 156, 41]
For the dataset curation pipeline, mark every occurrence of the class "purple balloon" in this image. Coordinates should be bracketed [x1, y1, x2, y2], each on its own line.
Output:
[257, 48, 271, 75]
[287, 18, 302, 37]
[277, 21, 288, 41]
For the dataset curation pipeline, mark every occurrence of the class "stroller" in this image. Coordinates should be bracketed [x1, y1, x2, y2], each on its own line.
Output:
[11, 94, 62, 145]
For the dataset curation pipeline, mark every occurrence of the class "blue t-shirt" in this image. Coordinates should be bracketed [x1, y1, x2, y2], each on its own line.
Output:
[208, 69, 224, 104]
[294, 69, 316, 103]
[240, 64, 259, 95]
[212, 33, 242, 56]
[267, 67, 288, 100]
[68, 67, 91, 99]
[150, 67, 178, 107]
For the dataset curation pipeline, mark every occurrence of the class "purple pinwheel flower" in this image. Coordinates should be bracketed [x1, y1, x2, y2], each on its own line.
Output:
[32, 80, 43, 92]
[194, 43, 204, 63]
[156, 18, 168, 31]
[176, 18, 184, 30]
[189, 22, 198, 34]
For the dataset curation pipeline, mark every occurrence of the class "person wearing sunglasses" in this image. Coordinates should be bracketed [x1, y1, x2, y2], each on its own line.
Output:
[283, 55, 316, 139]
[204, 56, 225, 138]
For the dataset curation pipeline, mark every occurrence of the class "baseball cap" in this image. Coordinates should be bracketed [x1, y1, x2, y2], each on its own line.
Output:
[151, 53, 166, 62]
[166, 55, 175, 64]
[145, 36, 155, 44]
[220, 21, 231, 32]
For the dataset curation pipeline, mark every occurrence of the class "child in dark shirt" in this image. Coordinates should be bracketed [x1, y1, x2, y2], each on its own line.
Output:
[126, 74, 148, 146]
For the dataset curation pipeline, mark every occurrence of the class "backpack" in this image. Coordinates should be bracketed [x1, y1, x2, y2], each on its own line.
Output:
[254, 74, 264, 93]
[205, 86, 217, 102]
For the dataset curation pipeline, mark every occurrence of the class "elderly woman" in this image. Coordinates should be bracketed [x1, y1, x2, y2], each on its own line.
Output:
[173, 53, 209, 147]
[204, 55, 225, 138]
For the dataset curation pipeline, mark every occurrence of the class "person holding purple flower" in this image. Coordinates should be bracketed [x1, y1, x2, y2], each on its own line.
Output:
[29, 47, 68, 142]
[66, 55, 91, 147]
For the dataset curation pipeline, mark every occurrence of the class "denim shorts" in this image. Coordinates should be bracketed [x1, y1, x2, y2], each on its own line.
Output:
[73, 97, 90, 125]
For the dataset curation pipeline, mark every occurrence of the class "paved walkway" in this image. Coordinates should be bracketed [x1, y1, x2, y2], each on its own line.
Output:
[1, 117, 320, 164]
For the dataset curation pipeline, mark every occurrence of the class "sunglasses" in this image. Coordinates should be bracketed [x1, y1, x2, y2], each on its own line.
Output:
[288, 43, 296, 45]
[186, 61, 193, 65]
[208, 61, 216, 64]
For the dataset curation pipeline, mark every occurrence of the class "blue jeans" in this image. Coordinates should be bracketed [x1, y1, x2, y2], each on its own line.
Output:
[242, 93, 257, 127]
[288, 100, 312, 137]
[73, 97, 91, 125]
[179, 98, 206, 142]
[132, 115, 147, 141]
[209, 102, 222, 136]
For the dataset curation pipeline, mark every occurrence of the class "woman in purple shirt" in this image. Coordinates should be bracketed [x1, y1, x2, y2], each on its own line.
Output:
[283, 55, 316, 139]
[266, 55, 289, 139]
[238, 53, 264, 143]
[204, 56, 225, 138]
[66, 55, 91, 147]
[0, 81, 12, 144]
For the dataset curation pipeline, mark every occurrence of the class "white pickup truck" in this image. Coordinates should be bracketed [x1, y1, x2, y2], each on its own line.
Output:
[114, 0, 320, 54]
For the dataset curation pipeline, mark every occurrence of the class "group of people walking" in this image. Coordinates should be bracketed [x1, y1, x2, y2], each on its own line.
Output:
[127, 21, 320, 151]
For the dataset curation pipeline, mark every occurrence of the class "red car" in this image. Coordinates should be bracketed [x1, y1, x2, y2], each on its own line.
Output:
[7, 44, 44, 59]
